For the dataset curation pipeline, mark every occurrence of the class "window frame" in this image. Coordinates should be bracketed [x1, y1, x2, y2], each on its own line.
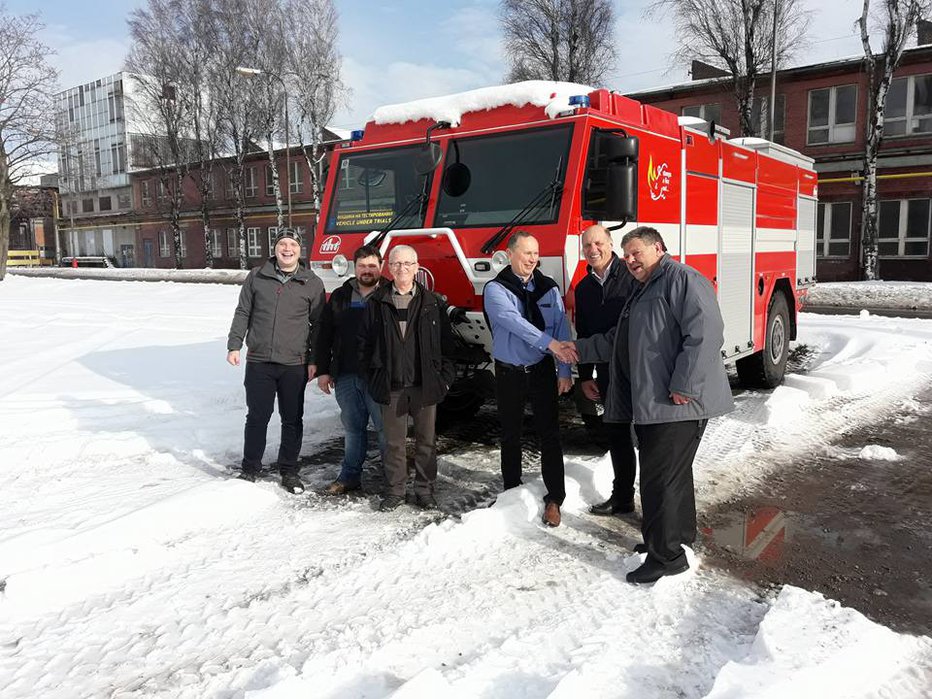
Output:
[244, 167, 258, 198]
[816, 201, 853, 258]
[227, 228, 240, 258]
[807, 84, 858, 145]
[884, 72, 932, 138]
[877, 198, 931, 258]
[247, 226, 262, 257]
[158, 230, 171, 258]
[211, 229, 223, 258]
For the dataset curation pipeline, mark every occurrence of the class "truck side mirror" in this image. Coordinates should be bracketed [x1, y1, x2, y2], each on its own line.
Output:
[414, 142, 442, 175]
[582, 133, 639, 222]
[442, 162, 471, 197]
[606, 160, 638, 221]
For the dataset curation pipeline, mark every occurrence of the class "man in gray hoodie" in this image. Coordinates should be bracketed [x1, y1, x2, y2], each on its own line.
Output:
[227, 229, 326, 494]
[556, 226, 734, 583]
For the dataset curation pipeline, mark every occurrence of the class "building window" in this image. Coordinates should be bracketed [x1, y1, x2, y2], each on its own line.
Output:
[158, 231, 171, 257]
[94, 139, 102, 177]
[289, 160, 302, 193]
[682, 103, 721, 124]
[178, 229, 187, 258]
[244, 167, 257, 198]
[247, 227, 261, 257]
[225, 172, 235, 199]
[111, 142, 126, 174]
[117, 193, 131, 209]
[267, 227, 279, 251]
[266, 165, 276, 196]
[816, 202, 852, 257]
[751, 94, 786, 144]
[211, 229, 223, 258]
[99, 196, 112, 211]
[885, 73, 932, 137]
[157, 180, 168, 202]
[82, 198, 94, 213]
[878, 198, 931, 257]
[227, 228, 240, 258]
[141, 181, 152, 207]
[808, 85, 857, 144]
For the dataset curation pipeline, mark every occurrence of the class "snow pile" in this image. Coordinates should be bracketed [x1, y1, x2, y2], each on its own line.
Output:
[807, 281, 932, 310]
[10, 265, 248, 284]
[858, 444, 901, 461]
[371, 80, 594, 127]
[705, 586, 932, 698]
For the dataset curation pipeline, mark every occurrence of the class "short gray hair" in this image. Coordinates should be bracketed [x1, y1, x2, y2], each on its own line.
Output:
[388, 244, 418, 262]
[506, 229, 535, 250]
[621, 226, 666, 251]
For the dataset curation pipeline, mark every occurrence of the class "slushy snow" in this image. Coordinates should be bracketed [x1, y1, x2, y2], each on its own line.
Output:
[1, 276, 931, 698]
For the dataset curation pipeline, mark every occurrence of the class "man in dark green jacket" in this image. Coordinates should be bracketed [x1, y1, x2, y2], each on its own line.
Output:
[227, 229, 326, 494]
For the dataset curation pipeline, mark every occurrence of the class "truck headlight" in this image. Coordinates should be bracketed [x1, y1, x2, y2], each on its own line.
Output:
[491, 250, 509, 272]
[331, 254, 349, 277]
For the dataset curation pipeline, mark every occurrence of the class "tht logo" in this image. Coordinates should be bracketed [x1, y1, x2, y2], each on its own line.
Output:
[319, 235, 341, 254]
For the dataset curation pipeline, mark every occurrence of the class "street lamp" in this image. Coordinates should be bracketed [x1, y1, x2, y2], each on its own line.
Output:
[235, 65, 292, 228]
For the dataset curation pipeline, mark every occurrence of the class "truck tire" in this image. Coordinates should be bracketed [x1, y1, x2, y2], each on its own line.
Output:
[736, 292, 790, 389]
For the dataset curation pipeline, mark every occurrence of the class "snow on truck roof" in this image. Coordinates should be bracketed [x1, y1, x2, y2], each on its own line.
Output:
[371, 80, 594, 127]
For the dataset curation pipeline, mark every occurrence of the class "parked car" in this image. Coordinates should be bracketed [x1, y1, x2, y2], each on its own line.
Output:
[59, 256, 117, 268]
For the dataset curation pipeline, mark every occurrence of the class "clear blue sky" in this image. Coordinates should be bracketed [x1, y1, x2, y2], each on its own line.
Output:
[12, 0, 872, 130]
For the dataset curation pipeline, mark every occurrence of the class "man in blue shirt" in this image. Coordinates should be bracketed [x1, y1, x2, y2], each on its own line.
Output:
[484, 230, 573, 527]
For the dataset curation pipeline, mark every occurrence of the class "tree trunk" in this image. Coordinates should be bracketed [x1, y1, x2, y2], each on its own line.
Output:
[0, 192, 9, 282]
[267, 139, 284, 229]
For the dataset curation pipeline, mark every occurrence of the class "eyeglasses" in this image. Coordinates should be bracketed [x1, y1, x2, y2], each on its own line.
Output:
[388, 261, 417, 269]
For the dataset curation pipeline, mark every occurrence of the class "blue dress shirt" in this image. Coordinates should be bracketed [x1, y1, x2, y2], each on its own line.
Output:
[484, 276, 572, 378]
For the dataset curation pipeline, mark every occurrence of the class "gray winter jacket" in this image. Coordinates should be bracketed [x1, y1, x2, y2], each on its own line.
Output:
[575, 254, 734, 425]
[227, 258, 326, 366]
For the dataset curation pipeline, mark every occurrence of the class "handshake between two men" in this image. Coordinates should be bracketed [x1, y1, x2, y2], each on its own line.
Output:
[547, 339, 579, 366]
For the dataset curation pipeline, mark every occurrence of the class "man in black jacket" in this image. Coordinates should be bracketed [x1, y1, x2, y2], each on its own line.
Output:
[358, 244, 456, 512]
[315, 245, 388, 495]
[227, 229, 326, 494]
[574, 225, 638, 516]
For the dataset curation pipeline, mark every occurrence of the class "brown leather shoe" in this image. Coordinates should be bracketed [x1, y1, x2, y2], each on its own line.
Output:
[542, 501, 561, 527]
[323, 480, 361, 496]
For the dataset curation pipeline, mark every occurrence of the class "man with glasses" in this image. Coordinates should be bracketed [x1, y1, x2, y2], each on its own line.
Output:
[358, 245, 456, 511]
[315, 245, 388, 495]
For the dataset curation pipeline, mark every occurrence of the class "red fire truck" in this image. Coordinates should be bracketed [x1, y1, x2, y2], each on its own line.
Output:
[310, 82, 817, 416]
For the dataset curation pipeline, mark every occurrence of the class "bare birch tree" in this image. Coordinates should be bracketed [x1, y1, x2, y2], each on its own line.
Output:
[500, 0, 617, 85]
[283, 0, 346, 234]
[649, 0, 809, 136]
[858, 0, 929, 280]
[0, 8, 61, 281]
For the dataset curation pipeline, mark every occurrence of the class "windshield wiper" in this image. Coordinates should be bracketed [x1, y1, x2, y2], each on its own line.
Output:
[480, 157, 565, 254]
[368, 187, 429, 249]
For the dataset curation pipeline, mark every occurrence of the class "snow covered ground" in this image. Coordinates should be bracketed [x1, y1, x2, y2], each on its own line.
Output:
[1, 276, 931, 698]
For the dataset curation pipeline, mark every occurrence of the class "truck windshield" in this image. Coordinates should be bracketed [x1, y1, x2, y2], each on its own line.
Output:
[435, 125, 573, 228]
[325, 145, 432, 234]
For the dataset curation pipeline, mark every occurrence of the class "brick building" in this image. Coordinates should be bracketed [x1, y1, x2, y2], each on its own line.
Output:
[132, 148, 323, 269]
[627, 43, 932, 281]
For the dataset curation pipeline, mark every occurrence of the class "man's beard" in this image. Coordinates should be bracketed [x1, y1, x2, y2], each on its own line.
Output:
[357, 273, 378, 288]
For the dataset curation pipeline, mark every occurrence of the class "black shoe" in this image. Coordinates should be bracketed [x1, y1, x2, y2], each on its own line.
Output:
[280, 473, 305, 494]
[589, 493, 635, 516]
[237, 470, 258, 483]
[379, 494, 405, 511]
[414, 492, 439, 510]
[625, 557, 689, 584]
[323, 480, 362, 496]
[633, 543, 647, 554]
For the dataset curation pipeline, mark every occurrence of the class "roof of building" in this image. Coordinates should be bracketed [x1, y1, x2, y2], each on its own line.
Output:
[626, 42, 932, 99]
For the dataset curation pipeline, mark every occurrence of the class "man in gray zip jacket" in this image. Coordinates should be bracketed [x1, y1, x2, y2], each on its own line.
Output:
[227, 229, 326, 494]
[557, 226, 733, 583]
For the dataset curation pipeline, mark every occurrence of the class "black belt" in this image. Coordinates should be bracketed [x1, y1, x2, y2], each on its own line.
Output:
[495, 358, 549, 373]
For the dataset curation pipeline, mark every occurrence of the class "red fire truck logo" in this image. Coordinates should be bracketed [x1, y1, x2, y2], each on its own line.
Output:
[416, 266, 435, 291]
[319, 235, 342, 254]
[647, 155, 672, 201]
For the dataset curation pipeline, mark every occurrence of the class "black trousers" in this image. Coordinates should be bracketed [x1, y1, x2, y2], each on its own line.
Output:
[242, 361, 308, 475]
[495, 357, 566, 505]
[596, 375, 636, 498]
[634, 419, 707, 568]
[607, 421, 637, 498]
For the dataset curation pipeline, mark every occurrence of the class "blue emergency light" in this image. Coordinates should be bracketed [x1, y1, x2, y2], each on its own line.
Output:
[568, 95, 590, 108]
[350, 129, 364, 141]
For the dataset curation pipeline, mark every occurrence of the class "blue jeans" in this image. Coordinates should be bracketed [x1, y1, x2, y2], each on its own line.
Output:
[334, 373, 385, 485]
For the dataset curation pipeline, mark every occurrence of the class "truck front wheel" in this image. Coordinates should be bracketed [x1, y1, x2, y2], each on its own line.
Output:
[736, 292, 790, 389]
